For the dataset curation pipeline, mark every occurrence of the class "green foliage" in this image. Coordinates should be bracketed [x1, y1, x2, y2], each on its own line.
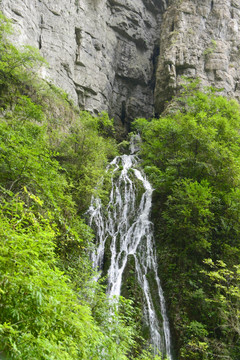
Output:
[0, 197, 94, 359]
[0, 100, 66, 210]
[54, 110, 118, 212]
[162, 179, 213, 258]
[202, 259, 240, 358]
[203, 39, 217, 56]
[0, 14, 46, 108]
[134, 91, 240, 192]
[133, 83, 240, 359]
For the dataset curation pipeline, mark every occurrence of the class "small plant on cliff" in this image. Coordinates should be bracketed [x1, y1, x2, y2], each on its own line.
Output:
[203, 39, 217, 56]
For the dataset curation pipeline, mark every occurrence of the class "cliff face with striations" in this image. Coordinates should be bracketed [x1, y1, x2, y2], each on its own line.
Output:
[155, 0, 240, 113]
[1, 0, 240, 125]
[0, 0, 165, 130]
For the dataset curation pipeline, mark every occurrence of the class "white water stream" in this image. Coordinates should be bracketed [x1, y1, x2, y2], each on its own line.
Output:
[88, 143, 172, 359]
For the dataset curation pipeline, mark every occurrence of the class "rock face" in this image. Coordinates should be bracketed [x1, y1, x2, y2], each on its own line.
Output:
[0, 0, 165, 130]
[155, 0, 240, 113]
[1, 0, 240, 124]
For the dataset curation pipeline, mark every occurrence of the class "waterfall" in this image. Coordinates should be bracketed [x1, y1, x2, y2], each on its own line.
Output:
[88, 142, 172, 359]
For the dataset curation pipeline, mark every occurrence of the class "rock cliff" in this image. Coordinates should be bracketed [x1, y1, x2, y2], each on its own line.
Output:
[155, 0, 240, 113]
[0, 0, 165, 130]
[1, 0, 240, 125]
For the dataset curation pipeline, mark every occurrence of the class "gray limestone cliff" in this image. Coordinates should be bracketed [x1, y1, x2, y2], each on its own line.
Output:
[1, 0, 240, 125]
[155, 0, 240, 113]
[0, 0, 165, 131]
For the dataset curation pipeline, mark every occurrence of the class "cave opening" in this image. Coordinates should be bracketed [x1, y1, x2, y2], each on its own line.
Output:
[75, 28, 82, 46]
[150, 44, 160, 91]
[121, 100, 126, 125]
[38, 35, 42, 49]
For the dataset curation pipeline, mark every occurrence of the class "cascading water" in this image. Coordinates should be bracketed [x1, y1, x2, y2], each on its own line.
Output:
[88, 139, 172, 359]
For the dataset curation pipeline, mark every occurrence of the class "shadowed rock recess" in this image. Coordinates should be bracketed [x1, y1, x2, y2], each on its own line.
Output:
[1, 0, 240, 124]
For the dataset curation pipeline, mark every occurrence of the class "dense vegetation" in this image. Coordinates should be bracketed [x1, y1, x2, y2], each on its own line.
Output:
[1, 10, 240, 360]
[0, 13, 161, 360]
[133, 80, 240, 359]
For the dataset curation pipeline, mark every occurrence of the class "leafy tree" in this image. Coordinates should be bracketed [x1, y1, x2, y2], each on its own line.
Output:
[162, 179, 213, 262]
[54, 111, 118, 213]
[202, 259, 240, 359]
